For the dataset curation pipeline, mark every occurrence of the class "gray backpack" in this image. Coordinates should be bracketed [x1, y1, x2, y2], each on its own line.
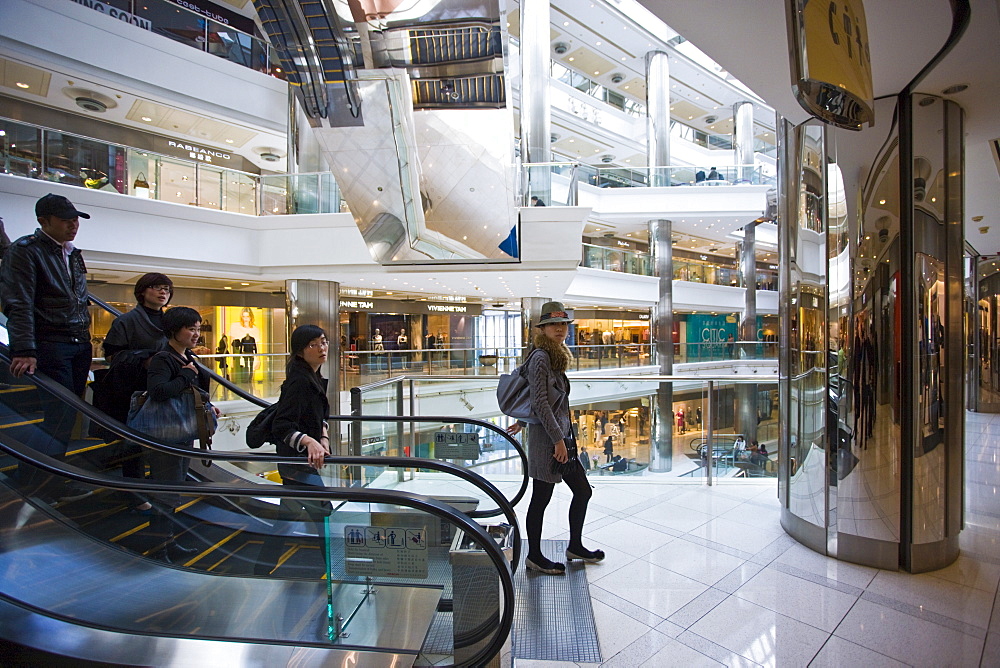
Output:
[496, 349, 544, 424]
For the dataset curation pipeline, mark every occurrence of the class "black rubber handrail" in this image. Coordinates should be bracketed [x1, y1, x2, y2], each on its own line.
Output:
[87, 293, 530, 510]
[0, 347, 520, 566]
[0, 433, 513, 666]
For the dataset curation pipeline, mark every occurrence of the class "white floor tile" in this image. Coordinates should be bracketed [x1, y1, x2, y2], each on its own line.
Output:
[637, 638, 726, 667]
[688, 516, 785, 554]
[669, 488, 748, 517]
[591, 558, 709, 619]
[686, 596, 830, 668]
[590, 598, 653, 660]
[645, 539, 747, 586]
[924, 553, 1000, 593]
[866, 569, 995, 629]
[833, 598, 984, 666]
[774, 542, 878, 590]
[632, 504, 715, 533]
[589, 487, 656, 513]
[584, 518, 676, 558]
[733, 567, 858, 633]
[807, 635, 909, 667]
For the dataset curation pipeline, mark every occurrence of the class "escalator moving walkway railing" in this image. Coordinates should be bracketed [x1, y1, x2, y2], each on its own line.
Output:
[0, 429, 514, 666]
[86, 292, 530, 514]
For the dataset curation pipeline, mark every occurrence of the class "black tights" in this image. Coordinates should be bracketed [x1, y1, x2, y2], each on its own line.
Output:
[525, 462, 592, 561]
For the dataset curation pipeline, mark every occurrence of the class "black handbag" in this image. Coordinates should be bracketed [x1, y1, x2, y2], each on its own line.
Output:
[550, 433, 580, 475]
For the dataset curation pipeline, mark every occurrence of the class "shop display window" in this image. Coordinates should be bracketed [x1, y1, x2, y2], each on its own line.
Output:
[0, 121, 42, 178]
[43, 132, 125, 193]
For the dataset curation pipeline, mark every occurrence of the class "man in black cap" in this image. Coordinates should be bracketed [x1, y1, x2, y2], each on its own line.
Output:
[0, 194, 93, 499]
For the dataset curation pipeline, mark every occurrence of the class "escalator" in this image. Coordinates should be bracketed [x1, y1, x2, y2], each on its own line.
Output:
[0, 318, 520, 665]
[250, 0, 519, 263]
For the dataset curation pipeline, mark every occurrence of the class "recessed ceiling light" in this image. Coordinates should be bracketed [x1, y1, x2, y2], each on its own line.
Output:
[240, 282, 250, 286]
[224, 286, 232, 290]
[225, 139, 234, 144]
[15, 82, 30, 89]
[141, 116, 152, 122]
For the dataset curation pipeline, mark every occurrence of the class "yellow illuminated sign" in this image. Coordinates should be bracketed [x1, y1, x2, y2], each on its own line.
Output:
[788, 0, 875, 130]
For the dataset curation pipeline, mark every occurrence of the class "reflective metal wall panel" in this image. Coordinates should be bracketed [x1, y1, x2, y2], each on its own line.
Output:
[784, 121, 828, 532]
[844, 100, 902, 548]
[780, 92, 965, 572]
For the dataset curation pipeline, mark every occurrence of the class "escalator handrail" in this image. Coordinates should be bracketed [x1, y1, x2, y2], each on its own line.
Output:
[86, 293, 530, 509]
[0, 434, 513, 666]
[0, 344, 521, 551]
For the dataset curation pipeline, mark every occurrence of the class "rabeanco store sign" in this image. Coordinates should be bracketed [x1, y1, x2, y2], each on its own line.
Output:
[340, 299, 482, 316]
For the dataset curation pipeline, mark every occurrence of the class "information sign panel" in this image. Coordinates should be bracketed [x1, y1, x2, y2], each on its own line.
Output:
[344, 525, 428, 578]
[434, 431, 480, 460]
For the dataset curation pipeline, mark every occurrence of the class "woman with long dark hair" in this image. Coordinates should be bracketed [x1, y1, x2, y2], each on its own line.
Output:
[507, 302, 605, 574]
[254, 324, 331, 575]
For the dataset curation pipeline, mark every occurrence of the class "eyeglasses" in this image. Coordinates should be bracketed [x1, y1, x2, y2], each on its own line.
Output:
[149, 285, 172, 292]
[307, 338, 330, 349]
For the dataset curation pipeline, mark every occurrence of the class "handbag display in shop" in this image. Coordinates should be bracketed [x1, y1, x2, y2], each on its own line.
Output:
[127, 386, 218, 465]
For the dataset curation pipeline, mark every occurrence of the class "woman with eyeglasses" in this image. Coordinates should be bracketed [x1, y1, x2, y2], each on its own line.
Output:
[95, 273, 174, 513]
[254, 324, 332, 576]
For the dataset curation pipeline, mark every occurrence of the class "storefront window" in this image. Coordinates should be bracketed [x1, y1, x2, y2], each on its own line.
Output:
[0, 121, 42, 177]
[43, 132, 125, 193]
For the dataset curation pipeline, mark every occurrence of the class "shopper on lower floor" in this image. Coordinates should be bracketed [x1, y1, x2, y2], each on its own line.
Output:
[254, 324, 332, 576]
[506, 302, 604, 575]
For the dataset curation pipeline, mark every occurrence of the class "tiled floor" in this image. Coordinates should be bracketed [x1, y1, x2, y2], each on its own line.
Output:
[513, 411, 1000, 667]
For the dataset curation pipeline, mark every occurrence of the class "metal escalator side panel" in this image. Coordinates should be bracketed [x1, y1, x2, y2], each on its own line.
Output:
[313, 71, 518, 263]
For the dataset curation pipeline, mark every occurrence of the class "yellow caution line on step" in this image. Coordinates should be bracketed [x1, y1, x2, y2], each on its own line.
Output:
[0, 419, 43, 429]
[182, 528, 246, 568]
[111, 521, 151, 542]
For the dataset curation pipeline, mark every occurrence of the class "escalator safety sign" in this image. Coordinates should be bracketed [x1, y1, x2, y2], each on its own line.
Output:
[344, 525, 428, 578]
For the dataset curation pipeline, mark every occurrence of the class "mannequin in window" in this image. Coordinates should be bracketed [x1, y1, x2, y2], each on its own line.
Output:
[216, 334, 229, 380]
[228, 308, 261, 385]
[396, 327, 409, 349]
[373, 328, 385, 370]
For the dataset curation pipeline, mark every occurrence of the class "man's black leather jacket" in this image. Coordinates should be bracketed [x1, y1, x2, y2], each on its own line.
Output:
[0, 229, 90, 357]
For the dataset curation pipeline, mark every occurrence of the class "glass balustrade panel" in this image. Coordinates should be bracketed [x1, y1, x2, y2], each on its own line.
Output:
[353, 376, 778, 486]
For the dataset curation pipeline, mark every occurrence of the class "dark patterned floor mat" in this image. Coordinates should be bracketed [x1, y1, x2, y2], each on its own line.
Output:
[511, 539, 601, 663]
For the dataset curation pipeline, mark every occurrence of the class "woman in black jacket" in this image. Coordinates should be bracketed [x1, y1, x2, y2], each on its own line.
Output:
[145, 306, 217, 562]
[97, 273, 173, 512]
[255, 324, 331, 576]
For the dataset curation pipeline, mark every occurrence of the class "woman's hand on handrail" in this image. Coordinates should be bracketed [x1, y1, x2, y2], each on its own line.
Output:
[304, 437, 329, 470]
[505, 422, 523, 436]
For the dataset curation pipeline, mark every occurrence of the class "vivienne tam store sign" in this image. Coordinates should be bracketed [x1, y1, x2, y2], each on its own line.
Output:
[71, 0, 152, 31]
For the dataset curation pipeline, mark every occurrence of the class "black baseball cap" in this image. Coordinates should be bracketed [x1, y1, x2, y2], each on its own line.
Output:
[35, 193, 90, 219]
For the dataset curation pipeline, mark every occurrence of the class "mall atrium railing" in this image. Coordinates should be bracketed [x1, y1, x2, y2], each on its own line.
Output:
[580, 243, 778, 289]
[524, 162, 774, 205]
[1, 117, 340, 215]
[93, 0, 285, 79]
[352, 372, 783, 486]
[108, 341, 776, 398]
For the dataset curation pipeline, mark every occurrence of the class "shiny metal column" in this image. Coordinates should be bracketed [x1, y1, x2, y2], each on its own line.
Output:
[520, 0, 551, 204]
[645, 51, 671, 186]
[967, 255, 981, 411]
[520, 298, 550, 352]
[285, 280, 342, 452]
[649, 219, 674, 472]
[733, 101, 754, 182]
[736, 224, 758, 443]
